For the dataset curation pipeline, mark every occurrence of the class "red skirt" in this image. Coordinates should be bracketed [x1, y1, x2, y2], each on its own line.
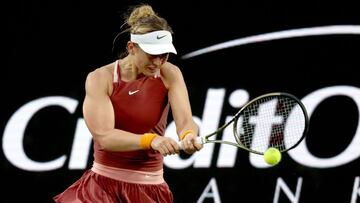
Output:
[53, 170, 173, 203]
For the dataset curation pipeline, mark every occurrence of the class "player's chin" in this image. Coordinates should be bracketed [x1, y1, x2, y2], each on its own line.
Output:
[145, 69, 159, 77]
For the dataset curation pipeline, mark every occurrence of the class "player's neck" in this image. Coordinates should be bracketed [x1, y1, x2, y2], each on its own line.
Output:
[119, 56, 143, 81]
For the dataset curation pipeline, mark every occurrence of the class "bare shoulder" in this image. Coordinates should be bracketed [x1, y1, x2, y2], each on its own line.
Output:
[86, 62, 115, 82]
[161, 62, 181, 75]
[161, 62, 183, 88]
[85, 62, 115, 94]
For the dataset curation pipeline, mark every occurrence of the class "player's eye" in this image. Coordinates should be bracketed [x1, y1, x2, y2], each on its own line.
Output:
[148, 53, 169, 60]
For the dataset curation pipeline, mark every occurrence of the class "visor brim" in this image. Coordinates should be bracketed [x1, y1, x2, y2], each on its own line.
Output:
[138, 44, 177, 55]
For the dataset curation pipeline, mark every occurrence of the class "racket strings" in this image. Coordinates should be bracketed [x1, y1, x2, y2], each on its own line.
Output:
[235, 96, 306, 153]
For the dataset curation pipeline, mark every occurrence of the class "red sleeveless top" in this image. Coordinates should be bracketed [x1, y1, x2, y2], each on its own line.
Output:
[93, 61, 169, 171]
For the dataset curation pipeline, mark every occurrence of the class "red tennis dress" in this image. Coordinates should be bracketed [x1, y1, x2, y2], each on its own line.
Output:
[53, 60, 172, 203]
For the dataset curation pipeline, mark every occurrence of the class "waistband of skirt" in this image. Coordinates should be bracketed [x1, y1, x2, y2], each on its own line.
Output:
[91, 162, 164, 184]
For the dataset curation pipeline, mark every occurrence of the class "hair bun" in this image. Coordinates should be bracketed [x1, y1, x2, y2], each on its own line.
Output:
[127, 5, 156, 27]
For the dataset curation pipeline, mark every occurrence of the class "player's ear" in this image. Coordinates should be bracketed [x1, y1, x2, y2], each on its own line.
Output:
[127, 41, 136, 55]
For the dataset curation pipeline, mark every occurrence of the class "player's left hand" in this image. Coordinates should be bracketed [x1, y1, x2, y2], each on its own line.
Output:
[181, 134, 203, 154]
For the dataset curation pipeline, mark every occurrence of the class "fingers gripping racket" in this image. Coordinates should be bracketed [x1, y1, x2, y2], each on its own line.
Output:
[180, 92, 309, 155]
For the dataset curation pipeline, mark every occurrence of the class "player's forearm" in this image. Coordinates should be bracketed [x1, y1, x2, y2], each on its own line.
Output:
[177, 119, 199, 139]
[93, 129, 143, 151]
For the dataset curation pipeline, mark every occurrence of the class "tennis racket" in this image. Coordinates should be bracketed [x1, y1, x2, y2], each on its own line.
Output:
[179, 92, 309, 155]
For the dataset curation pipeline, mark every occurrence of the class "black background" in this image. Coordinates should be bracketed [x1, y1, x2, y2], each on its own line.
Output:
[4, 0, 360, 202]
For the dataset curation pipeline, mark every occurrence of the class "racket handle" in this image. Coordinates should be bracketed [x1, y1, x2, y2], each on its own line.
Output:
[178, 136, 204, 150]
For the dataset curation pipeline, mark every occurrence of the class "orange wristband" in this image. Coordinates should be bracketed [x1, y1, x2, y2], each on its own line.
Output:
[180, 130, 194, 140]
[140, 133, 157, 149]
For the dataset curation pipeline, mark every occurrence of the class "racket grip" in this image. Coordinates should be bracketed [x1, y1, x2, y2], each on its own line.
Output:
[178, 136, 204, 150]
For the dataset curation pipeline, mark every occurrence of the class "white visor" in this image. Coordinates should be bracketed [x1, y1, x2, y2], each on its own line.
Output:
[130, 30, 177, 55]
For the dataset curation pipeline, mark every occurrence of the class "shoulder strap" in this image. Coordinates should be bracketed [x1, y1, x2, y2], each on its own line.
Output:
[113, 60, 120, 83]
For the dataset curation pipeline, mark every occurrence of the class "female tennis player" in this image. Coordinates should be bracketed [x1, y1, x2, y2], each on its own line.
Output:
[54, 3, 202, 203]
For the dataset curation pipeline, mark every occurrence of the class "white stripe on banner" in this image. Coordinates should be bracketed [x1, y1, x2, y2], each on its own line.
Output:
[181, 25, 360, 59]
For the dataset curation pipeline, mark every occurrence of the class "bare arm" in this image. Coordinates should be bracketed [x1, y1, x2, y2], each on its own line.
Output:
[165, 64, 202, 153]
[82, 67, 142, 151]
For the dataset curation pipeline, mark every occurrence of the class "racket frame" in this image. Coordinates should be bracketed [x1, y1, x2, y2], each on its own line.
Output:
[199, 92, 309, 155]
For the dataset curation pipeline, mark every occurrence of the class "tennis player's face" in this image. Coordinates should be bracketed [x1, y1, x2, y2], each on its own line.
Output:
[134, 45, 169, 76]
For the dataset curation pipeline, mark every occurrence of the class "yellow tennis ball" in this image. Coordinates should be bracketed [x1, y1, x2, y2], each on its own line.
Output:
[264, 147, 282, 165]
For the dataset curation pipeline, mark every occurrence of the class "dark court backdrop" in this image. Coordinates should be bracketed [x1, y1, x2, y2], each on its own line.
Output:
[4, 0, 360, 202]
